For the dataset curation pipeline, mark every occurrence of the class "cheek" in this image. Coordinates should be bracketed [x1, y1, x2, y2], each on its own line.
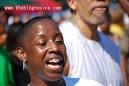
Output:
[78, 2, 91, 18]
[27, 48, 47, 74]
[59, 45, 67, 60]
[27, 47, 47, 67]
[27, 46, 47, 58]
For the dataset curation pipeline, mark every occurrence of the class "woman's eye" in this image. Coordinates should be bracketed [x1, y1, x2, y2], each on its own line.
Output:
[55, 39, 64, 44]
[37, 42, 47, 47]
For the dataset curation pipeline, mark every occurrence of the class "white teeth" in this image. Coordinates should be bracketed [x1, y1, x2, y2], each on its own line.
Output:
[47, 64, 61, 69]
[49, 59, 60, 63]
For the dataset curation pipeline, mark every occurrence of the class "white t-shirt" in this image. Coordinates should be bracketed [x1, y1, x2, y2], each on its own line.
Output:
[59, 21, 123, 86]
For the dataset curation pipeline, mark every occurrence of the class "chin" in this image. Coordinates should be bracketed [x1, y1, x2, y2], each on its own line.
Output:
[91, 16, 106, 24]
[48, 73, 63, 81]
[90, 19, 105, 25]
[49, 76, 62, 82]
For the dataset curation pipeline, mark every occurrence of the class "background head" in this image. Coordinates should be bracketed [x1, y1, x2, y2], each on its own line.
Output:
[0, 23, 7, 46]
[16, 16, 67, 82]
[6, 22, 23, 66]
[67, 0, 109, 25]
[6, 22, 23, 52]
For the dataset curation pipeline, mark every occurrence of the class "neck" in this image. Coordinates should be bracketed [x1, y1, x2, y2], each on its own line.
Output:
[70, 14, 99, 41]
[30, 77, 66, 86]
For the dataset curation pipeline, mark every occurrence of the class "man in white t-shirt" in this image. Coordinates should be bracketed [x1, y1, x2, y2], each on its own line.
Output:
[59, 0, 124, 86]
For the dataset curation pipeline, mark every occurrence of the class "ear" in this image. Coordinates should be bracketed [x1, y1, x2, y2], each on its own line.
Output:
[67, 0, 77, 11]
[16, 47, 27, 62]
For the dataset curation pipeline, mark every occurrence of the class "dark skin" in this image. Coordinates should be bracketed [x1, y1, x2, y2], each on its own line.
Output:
[16, 19, 67, 86]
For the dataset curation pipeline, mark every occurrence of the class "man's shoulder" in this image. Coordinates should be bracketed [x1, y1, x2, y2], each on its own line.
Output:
[59, 20, 71, 29]
[59, 20, 78, 33]
[59, 20, 80, 42]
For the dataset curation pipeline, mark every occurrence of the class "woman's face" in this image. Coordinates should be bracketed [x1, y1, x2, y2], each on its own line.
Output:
[22, 20, 67, 81]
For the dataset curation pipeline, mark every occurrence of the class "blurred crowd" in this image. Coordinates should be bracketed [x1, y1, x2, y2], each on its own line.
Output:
[0, 0, 129, 86]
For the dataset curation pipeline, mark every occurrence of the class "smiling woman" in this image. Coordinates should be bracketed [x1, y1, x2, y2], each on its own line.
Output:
[15, 16, 104, 86]
[15, 16, 67, 85]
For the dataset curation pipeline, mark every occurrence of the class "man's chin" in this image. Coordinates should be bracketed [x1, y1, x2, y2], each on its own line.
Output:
[90, 19, 105, 26]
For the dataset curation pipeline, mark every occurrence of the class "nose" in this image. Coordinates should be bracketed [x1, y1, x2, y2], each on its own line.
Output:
[48, 40, 59, 54]
[97, 0, 109, 4]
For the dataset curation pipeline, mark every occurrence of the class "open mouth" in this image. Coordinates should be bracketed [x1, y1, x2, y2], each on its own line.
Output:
[45, 58, 64, 72]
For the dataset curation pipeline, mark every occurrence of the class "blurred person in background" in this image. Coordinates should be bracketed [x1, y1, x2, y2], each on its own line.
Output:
[117, 0, 129, 16]
[99, 15, 129, 86]
[116, 0, 129, 80]
[109, 1, 129, 85]
[109, 23, 129, 86]
[0, 22, 15, 86]
[6, 22, 30, 86]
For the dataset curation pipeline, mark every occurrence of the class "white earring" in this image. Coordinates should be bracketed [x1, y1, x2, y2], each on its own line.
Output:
[23, 60, 26, 70]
